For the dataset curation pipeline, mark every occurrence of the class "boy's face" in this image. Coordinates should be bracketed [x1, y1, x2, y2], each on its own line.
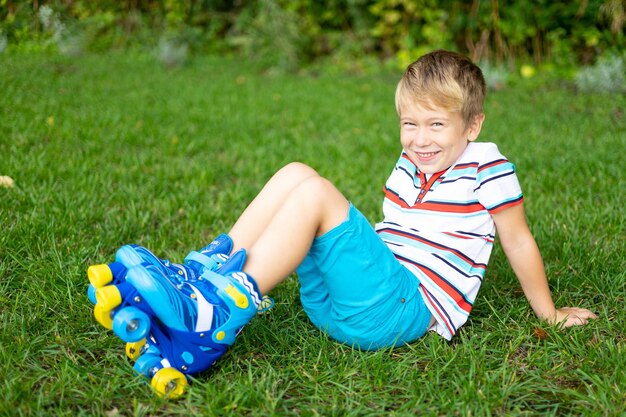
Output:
[399, 102, 484, 174]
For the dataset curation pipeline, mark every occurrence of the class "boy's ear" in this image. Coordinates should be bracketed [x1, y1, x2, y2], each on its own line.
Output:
[466, 113, 485, 142]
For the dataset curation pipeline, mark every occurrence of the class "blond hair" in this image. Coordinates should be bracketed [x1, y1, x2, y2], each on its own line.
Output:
[395, 50, 486, 126]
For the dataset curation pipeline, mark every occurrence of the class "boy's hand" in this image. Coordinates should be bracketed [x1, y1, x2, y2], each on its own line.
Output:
[553, 307, 598, 327]
[492, 205, 599, 330]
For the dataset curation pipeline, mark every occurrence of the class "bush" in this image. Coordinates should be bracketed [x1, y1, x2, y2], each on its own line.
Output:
[227, 0, 305, 73]
[0, 0, 623, 72]
[0, 31, 7, 53]
[157, 34, 188, 68]
[480, 61, 511, 91]
[575, 53, 626, 93]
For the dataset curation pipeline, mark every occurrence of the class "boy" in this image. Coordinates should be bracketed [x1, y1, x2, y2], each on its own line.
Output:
[88, 50, 597, 396]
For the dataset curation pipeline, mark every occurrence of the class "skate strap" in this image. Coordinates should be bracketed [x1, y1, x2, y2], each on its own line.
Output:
[184, 251, 219, 271]
[169, 326, 230, 353]
[256, 295, 275, 314]
[199, 234, 234, 257]
[215, 249, 246, 274]
[200, 267, 262, 309]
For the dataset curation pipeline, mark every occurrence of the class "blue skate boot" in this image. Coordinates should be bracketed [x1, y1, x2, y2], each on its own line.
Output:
[184, 234, 233, 274]
[185, 236, 274, 314]
[121, 249, 262, 398]
[87, 235, 235, 358]
[88, 234, 234, 301]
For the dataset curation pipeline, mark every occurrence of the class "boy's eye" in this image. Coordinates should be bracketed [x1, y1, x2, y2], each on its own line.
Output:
[432, 122, 443, 127]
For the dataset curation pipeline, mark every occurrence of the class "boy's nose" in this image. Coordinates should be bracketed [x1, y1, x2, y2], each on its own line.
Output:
[412, 129, 430, 146]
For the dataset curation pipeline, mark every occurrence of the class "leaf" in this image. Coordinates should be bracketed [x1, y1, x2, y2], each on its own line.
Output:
[533, 327, 548, 340]
[0, 175, 14, 188]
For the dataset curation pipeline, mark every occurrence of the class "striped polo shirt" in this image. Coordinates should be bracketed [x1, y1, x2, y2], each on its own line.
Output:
[374, 142, 523, 340]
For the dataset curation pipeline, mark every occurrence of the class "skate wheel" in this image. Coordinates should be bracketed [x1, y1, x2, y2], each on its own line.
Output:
[112, 306, 150, 342]
[87, 284, 97, 305]
[134, 353, 162, 377]
[95, 285, 122, 310]
[125, 338, 147, 361]
[88, 264, 113, 288]
[93, 304, 113, 330]
[151, 367, 188, 399]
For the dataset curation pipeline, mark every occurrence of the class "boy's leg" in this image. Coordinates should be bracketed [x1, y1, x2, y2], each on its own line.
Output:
[88, 163, 348, 396]
[228, 162, 322, 252]
[241, 174, 350, 295]
[109, 170, 347, 381]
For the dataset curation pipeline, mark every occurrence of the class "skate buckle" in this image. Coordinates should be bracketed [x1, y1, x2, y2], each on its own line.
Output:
[224, 284, 248, 309]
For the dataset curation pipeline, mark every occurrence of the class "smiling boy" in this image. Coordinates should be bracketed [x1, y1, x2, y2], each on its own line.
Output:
[90, 50, 596, 395]
[373, 51, 596, 339]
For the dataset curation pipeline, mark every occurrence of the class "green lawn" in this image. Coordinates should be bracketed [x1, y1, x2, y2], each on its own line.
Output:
[0, 52, 624, 416]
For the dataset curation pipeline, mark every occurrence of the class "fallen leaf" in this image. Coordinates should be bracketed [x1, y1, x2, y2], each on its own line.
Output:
[533, 327, 548, 340]
[0, 176, 14, 188]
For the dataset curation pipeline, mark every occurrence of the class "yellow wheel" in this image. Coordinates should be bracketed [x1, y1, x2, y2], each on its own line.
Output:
[125, 339, 147, 361]
[88, 264, 113, 288]
[95, 285, 122, 310]
[93, 304, 113, 330]
[151, 367, 188, 399]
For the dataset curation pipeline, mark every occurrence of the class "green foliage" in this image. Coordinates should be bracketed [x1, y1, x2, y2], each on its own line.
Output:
[369, 0, 454, 65]
[157, 34, 189, 68]
[480, 61, 511, 91]
[37, 4, 84, 56]
[0, 30, 7, 53]
[575, 52, 626, 93]
[228, 0, 305, 73]
[0, 0, 624, 70]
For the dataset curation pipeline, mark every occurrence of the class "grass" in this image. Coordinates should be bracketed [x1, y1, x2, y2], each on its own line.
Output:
[0, 51, 624, 416]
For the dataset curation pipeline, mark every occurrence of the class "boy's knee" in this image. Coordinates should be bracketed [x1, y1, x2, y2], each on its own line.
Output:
[296, 176, 346, 207]
[278, 164, 346, 209]
[280, 162, 320, 180]
[294, 176, 348, 235]
[297, 175, 331, 195]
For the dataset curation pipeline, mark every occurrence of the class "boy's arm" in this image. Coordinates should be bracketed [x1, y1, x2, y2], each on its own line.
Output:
[491, 203, 597, 327]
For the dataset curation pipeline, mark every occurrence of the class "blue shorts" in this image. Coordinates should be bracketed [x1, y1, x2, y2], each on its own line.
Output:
[296, 204, 431, 350]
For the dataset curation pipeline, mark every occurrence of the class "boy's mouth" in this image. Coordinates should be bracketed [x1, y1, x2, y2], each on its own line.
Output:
[415, 151, 440, 162]
[417, 151, 439, 158]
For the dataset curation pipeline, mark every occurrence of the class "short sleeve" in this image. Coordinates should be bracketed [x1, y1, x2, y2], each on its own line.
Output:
[474, 145, 523, 213]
